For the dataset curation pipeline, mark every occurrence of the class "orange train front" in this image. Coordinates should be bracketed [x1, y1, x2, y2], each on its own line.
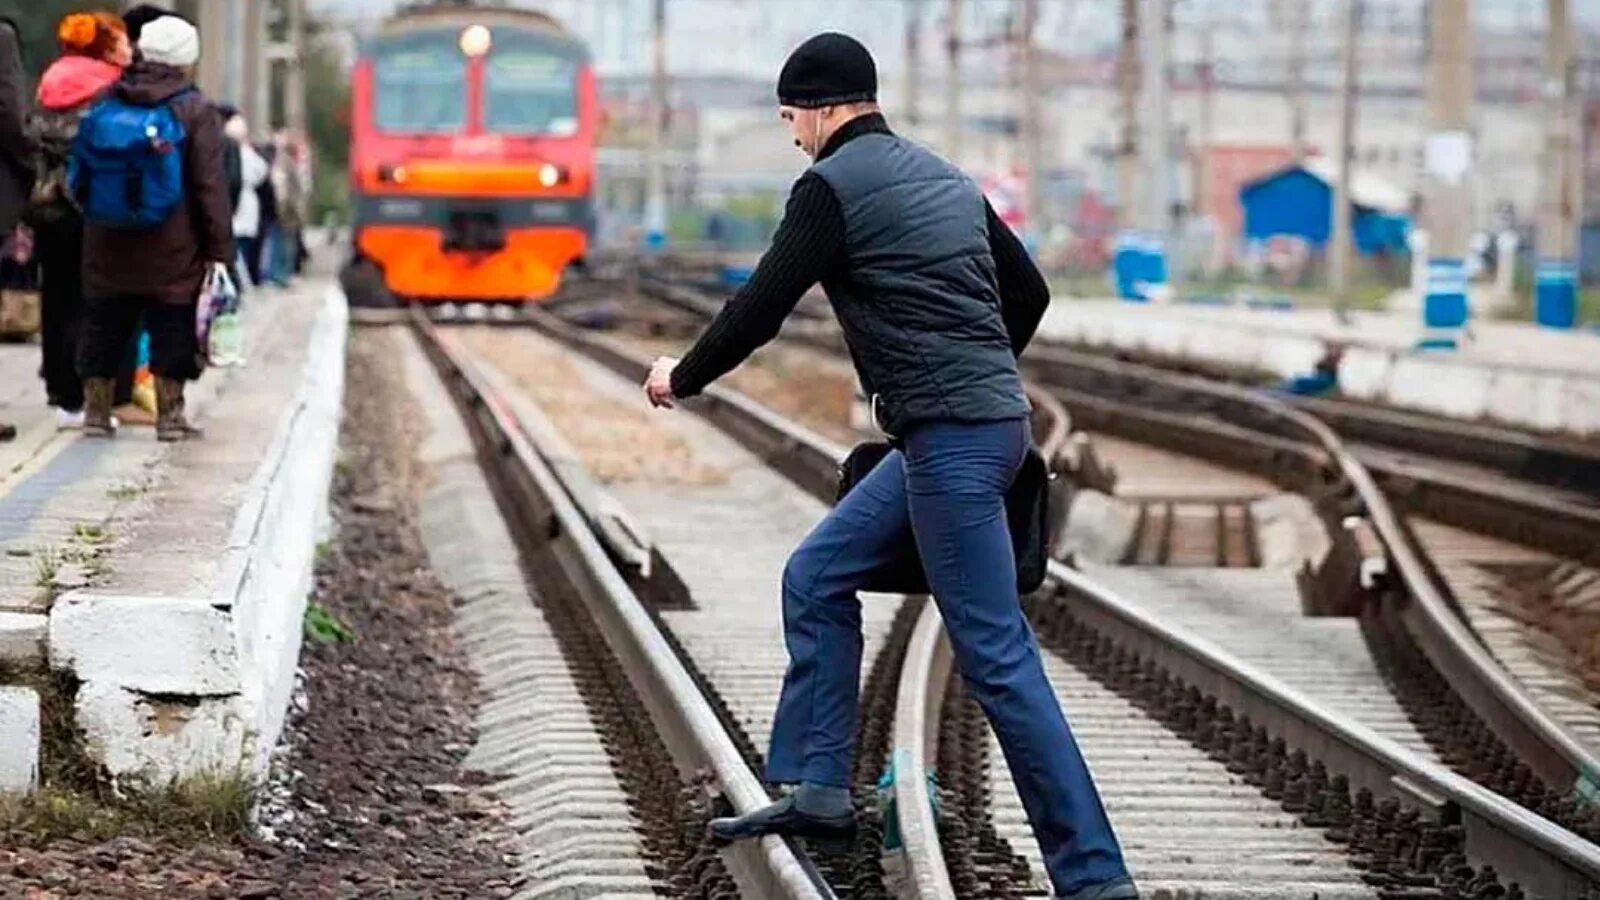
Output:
[349, 6, 598, 303]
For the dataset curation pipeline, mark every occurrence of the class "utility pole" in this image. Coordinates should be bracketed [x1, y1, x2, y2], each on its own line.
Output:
[1329, 0, 1361, 318]
[905, 0, 923, 126]
[1418, 0, 1474, 343]
[1195, 22, 1214, 233]
[1115, 0, 1139, 232]
[1138, 0, 1171, 235]
[1019, 0, 1044, 241]
[1285, 0, 1310, 160]
[644, 0, 667, 248]
[945, 0, 963, 162]
[264, 0, 305, 133]
[1534, 0, 1580, 327]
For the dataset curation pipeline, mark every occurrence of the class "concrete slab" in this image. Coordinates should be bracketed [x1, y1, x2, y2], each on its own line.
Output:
[1037, 300, 1600, 435]
[0, 611, 45, 667]
[0, 686, 39, 792]
[0, 275, 350, 786]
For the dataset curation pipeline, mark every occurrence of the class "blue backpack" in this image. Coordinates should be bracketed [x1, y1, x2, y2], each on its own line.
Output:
[69, 89, 193, 230]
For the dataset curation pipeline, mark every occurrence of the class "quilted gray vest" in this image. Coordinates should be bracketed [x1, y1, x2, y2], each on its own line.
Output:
[810, 133, 1028, 435]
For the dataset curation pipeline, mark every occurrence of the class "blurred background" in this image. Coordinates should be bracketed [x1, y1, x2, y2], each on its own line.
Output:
[5, 0, 1599, 320]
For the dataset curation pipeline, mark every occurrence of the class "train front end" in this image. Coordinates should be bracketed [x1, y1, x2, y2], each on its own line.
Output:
[350, 10, 597, 303]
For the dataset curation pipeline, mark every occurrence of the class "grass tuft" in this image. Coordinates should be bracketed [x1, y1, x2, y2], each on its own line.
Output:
[304, 600, 354, 644]
[0, 669, 257, 847]
[0, 770, 257, 846]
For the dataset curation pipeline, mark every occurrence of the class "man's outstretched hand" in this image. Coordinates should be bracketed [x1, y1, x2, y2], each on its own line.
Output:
[644, 356, 679, 409]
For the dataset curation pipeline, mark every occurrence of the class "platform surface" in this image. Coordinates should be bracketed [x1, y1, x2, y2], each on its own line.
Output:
[1037, 299, 1600, 434]
[0, 274, 344, 784]
[0, 282, 322, 613]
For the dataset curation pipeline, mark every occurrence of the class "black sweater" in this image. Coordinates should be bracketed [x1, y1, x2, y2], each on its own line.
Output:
[670, 113, 1050, 399]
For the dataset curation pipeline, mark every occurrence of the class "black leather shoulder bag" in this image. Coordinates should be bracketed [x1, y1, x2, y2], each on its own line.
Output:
[836, 440, 1050, 595]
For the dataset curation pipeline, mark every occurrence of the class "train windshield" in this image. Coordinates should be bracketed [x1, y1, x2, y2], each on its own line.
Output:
[484, 41, 579, 136]
[373, 41, 467, 134]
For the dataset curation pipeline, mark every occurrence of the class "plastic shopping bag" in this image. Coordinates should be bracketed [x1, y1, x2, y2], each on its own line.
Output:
[195, 262, 241, 366]
[130, 330, 155, 415]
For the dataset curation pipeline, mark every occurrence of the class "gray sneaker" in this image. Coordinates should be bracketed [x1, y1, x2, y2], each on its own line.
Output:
[1058, 876, 1139, 900]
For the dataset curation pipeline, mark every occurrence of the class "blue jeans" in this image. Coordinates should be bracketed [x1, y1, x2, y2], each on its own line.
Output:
[767, 417, 1127, 895]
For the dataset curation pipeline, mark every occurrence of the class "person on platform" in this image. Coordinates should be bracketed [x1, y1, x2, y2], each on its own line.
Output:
[27, 12, 132, 430]
[76, 16, 232, 441]
[227, 112, 269, 286]
[269, 131, 307, 283]
[640, 33, 1135, 900]
[121, 5, 181, 45]
[0, 17, 32, 442]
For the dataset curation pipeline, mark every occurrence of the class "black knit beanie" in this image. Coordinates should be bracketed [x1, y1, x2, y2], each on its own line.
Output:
[777, 33, 877, 109]
[123, 5, 186, 43]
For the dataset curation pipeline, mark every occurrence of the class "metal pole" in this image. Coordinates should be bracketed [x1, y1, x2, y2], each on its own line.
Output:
[1020, 0, 1044, 240]
[1330, 0, 1360, 318]
[1116, 0, 1139, 231]
[644, 0, 667, 247]
[1138, 0, 1171, 234]
[195, 0, 229, 107]
[1286, 0, 1310, 160]
[284, 0, 306, 135]
[1195, 22, 1214, 233]
[1534, 0, 1579, 327]
[245, 0, 267, 132]
[945, 0, 963, 162]
[905, 0, 922, 126]
[1419, 0, 1474, 341]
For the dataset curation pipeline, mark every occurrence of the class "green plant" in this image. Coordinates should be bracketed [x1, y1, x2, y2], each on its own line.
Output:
[32, 549, 58, 590]
[304, 601, 354, 645]
[0, 770, 257, 846]
[72, 523, 109, 546]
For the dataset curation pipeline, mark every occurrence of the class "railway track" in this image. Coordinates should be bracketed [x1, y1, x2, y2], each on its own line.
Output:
[587, 269, 1600, 897]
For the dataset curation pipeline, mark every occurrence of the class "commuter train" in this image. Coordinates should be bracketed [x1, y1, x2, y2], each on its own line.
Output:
[347, 4, 598, 304]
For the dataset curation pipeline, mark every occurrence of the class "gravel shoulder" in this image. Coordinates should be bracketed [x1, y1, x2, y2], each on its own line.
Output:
[0, 327, 520, 900]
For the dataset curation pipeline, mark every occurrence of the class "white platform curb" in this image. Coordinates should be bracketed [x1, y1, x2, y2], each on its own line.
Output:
[1039, 302, 1600, 436]
[47, 286, 347, 784]
[0, 686, 39, 791]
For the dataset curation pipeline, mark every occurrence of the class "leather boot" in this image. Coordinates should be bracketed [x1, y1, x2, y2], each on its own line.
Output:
[82, 378, 116, 438]
[155, 377, 202, 442]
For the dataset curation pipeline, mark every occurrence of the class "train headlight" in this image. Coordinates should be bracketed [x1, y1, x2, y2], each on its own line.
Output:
[459, 24, 492, 58]
[538, 163, 562, 188]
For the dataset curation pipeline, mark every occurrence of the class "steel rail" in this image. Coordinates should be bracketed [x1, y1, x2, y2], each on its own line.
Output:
[412, 311, 834, 900]
[620, 273, 1600, 896]
[518, 306, 962, 897]
[1025, 344, 1600, 806]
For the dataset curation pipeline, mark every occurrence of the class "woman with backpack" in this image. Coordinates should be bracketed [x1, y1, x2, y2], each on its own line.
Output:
[74, 15, 232, 441]
[26, 12, 130, 430]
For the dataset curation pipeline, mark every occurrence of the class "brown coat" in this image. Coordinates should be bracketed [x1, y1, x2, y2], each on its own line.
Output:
[84, 62, 234, 305]
[0, 19, 34, 236]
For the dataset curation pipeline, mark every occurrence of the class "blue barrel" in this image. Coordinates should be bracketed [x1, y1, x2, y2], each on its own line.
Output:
[1535, 259, 1578, 329]
[1111, 231, 1168, 301]
[1422, 257, 1469, 329]
[1112, 232, 1146, 301]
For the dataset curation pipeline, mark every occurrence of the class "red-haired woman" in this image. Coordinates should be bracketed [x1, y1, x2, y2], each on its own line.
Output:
[25, 12, 130, 429]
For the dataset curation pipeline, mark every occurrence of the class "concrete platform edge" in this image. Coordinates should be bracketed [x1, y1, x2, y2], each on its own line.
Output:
[1040, 305, 1600, 435]
[47, 285, 348, 784]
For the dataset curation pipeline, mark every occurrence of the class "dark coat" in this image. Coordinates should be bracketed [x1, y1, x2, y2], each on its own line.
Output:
[0, 19, 34, 235]
[83, 61, 235, 305]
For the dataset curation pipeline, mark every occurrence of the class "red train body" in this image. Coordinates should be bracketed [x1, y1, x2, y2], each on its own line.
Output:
[349, 6, 597, 302]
